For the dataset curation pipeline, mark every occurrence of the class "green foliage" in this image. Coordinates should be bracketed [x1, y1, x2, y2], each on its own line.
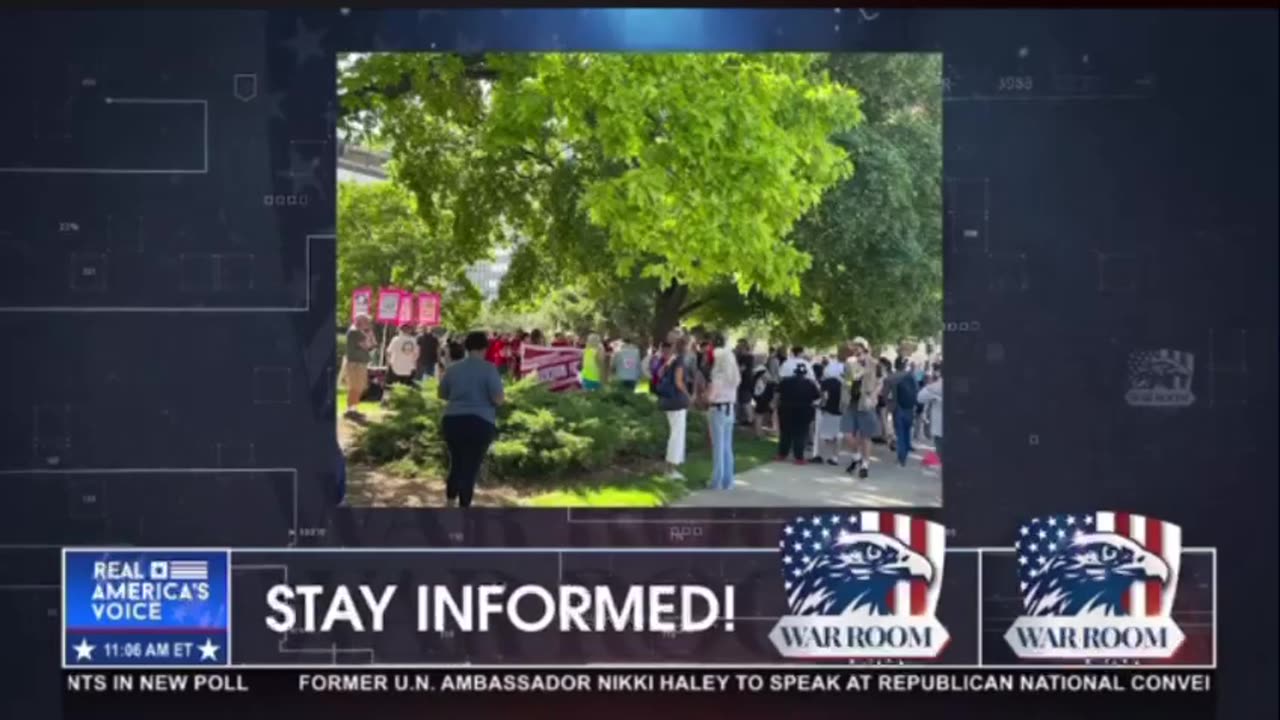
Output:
[701, 54, 944, 347]
[351, 378, 707, 484]
[339, 53, 863, 339]
[337, 180, 483, 330]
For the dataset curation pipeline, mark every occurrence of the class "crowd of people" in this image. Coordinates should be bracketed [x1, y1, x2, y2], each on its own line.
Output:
[340, 313, 942, 507]
[639, 330, 943, 491]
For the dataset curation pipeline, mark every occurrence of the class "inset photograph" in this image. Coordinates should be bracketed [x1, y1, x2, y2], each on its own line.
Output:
[335, 52, 942, 508]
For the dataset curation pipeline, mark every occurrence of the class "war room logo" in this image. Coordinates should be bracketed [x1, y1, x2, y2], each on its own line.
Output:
[1004, 512, 1185, 660]
[1126, 349, 1196, 407]
[768, 512, 949, 660]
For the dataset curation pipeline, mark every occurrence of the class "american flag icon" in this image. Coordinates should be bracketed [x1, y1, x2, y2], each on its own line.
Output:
[1127, 349, 1194, 391]
[1016, 512, 1182, 618]
[164, 560, 209, 581]
[780, 511, 947, 618]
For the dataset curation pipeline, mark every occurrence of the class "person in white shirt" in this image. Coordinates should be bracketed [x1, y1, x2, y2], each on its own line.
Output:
[385, 324, 421, 392]
[916, 361, 943, 464]
[707, 333, 742, 490]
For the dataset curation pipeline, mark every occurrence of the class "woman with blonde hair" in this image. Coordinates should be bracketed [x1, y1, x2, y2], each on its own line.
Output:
[581, 333, 607, 390]
[707, 332, 741, 490]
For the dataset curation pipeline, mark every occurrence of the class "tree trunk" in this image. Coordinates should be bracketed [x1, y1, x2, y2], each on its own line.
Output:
[650, 282, 688, 347]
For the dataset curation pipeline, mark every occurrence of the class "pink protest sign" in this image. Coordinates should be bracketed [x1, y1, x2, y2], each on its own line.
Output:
[350, 287, 373, 323]
[519, 344, 584, 393]
[396, 292, 416, 326]
[375, 287, 403, 325]
[416, 292, 442, 327]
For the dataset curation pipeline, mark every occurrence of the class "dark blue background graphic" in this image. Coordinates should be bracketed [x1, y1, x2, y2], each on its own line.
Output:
[0, 8, 1274, 720]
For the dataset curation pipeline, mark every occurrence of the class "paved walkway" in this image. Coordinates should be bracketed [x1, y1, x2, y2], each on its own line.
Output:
[674, 443, 942, 508]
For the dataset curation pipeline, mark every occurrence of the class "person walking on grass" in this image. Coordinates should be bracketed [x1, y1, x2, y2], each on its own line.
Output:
[655, 336, 692, 479]
[437, 331, 505, 508]
[343, 313, 375, 420]
[707, 333, 741, 490]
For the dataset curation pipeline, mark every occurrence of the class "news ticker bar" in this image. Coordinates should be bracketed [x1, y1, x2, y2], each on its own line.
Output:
[64, 668, 1215, 698]
[62, 541, 1217, 668]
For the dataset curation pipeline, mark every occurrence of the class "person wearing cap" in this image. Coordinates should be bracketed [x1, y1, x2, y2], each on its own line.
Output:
[842, 337, 881, 479]
[776, 359, 820, 464]
[343, 313, 376, 420]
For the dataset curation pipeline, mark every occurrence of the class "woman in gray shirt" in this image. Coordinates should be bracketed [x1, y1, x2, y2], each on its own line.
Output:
[436, 331, 505, 507]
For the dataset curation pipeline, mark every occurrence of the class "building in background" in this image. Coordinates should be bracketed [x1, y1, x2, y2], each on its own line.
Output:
[338, 142, 511, 300]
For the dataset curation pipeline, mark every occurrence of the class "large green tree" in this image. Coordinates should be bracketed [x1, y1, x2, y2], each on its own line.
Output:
[336, 180, 482, 330]
[698, 54, 943, 347]
[339, 53, 862, 344]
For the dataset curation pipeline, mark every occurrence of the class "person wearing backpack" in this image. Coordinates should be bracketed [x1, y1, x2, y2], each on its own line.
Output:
[655, 336, 692, 479]
[889, 357, 920, 466]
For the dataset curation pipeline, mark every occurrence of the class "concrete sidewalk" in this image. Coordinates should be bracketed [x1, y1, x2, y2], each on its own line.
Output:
[674, 443, 942, 508]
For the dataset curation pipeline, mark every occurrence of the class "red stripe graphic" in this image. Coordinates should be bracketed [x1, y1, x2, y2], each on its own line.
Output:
[1114, 512, 1131, 615]
[1144, 516, 1163, 616]
[910, 516, 929, 616]
[880, 511, 897, 614]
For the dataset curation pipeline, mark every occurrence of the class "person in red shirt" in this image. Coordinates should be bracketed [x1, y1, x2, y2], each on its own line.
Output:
[485, 332, 506, 371]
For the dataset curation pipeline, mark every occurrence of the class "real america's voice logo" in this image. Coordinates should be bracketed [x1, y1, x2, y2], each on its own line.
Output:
[1004, 512, 1185, 660]
[769, 512, 949, 660]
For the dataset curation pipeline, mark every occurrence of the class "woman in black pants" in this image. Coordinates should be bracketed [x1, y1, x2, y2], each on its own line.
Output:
[775, 362, 819, 464]
[436, 331, 505, 507]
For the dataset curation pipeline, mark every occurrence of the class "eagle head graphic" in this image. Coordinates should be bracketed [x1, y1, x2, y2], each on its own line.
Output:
[1024, 532, 1170, 617]
[787, 532, 934, 617]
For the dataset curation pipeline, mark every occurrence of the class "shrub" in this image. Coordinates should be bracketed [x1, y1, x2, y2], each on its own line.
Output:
[350, 377, 705, 484]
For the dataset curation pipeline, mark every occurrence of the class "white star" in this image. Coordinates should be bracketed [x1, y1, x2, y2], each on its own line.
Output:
[1038, 530, 1048, 540]
[1029, 543, 1038, 552]
[783, 525, 794, 535]
[791, 568, 803, 578]
[1037, 556, 1048, 565]
[800, 556, 811, 565]
[72, 638, 95, 661]
[1020, 581, 1028, 591]
[810, 516, 822, 526]
[810, 542, 821, 552]
[847, 514, 859, 524]
[820, 528, 831, 538]
[1017, 556, 1027, 565]
[1084, 516, 1094, 526]
[802, 528, 812, 539]
[1057, 528, 1066, 538]
[1047, 517, 1058, 527]
[1066, 516, 1077, 526]
[782, 555, 792, 564]
[792, 542, 803, 552]
[784, 581, 792, 590]
[827, 515, 839, 525]
[1048, 543, 1057, 552]
[197, 639, 220, 661]
[1019, 526, 1029, 536]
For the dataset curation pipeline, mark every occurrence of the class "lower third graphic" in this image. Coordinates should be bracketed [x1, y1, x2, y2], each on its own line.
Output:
[62, 548, 231, 668]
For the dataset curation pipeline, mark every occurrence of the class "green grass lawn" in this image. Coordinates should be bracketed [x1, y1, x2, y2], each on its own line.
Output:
[522, 432, 777, 508]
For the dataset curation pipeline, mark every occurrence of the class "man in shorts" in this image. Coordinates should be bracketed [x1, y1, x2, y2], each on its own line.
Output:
[843, 337, 881, 479]
[344, 313, 375, 420]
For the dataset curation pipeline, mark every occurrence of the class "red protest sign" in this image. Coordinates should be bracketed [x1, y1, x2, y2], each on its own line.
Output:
[519, 344, 584, 392]
[416, 292, 441, 327]
[375, 287, 402, 325]
[350, 287, 373, 323]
